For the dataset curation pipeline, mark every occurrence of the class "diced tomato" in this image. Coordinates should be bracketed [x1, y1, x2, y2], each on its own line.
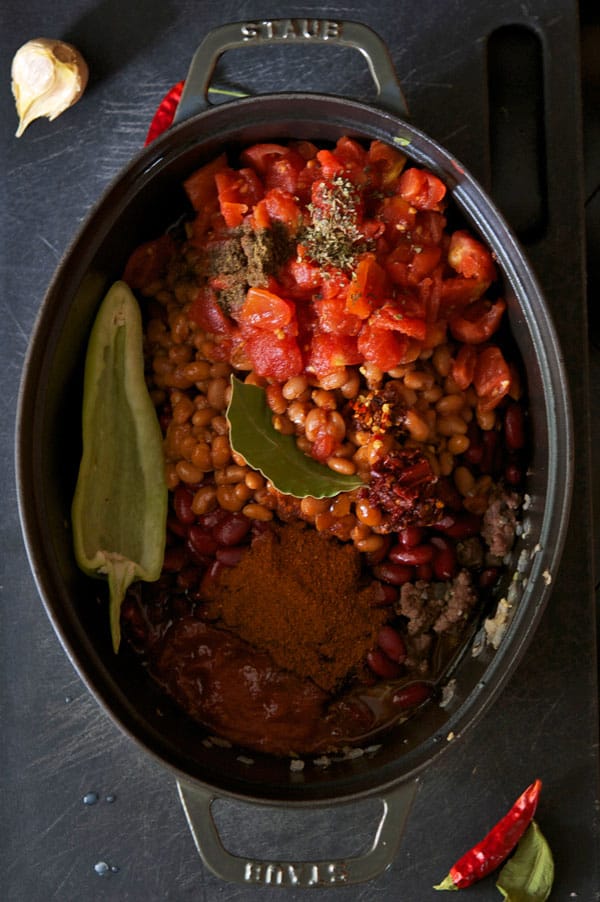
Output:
[188, 287, 234, 335]
[315, 294, 363, 336]
[422, 319, 447, 349]
[368, 303, 427, 340]
[243, 328, 303, 381]
[408, 244, 443, 285]
[335, 136, 367, 165]
[346, 254, 388, 318]
[281, 256, 323, 298]
[123, 234, 175, 294]
[379, 195, 417, 233]
[367, 140, 407, 189]
[418, 268, 443, 322]
[237, 287, 295, 331]
[183, 153, 228, 211]
[215, 167, 264, 228]
[316, 148, 346, 179]
[357, 324, 409, 371]
[449, 298, 506, 344]
[473, 345, 512, 411]
[319, 268, 351, 299]
[451, 344, 478, 390]
[414, 210, 447, 245]
[311, 431, 338, 462]
[306, 332, 362, 377]
[447, 230, 496, 282]
[240, 143, 290, 173]
[398, 168, 447, 211]
[253, 188, 303, 229]
[439, 277, 488, 315]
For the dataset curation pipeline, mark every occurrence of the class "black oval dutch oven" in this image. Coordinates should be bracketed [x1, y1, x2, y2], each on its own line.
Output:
[16, 19, 573, 888]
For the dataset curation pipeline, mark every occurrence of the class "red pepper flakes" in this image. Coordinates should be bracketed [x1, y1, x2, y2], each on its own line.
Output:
[434, 778, 542, 891]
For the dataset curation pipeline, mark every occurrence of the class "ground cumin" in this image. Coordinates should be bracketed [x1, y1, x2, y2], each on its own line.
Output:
[202, 522, 386, 693]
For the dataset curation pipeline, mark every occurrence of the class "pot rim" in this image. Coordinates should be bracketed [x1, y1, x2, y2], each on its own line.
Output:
[15, 89, 573, 805]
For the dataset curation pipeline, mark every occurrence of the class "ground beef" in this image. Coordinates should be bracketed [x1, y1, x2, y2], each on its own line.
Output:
[456, 536, 485, 569]
[481, 490, 520, 558]
[395, 570, 478, 638]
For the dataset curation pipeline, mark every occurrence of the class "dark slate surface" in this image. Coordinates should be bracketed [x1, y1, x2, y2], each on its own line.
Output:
[2, 1, 598, 899]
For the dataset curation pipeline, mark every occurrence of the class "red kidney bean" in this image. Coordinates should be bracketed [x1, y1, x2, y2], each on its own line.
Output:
[173, 485, 196, 525]
[162, 546, 187, 572]
[366, 648, 403, 679]
[415, 562, 434, 581]
[188, 525, 219, 556]
[398, 526, 425, 548]
[377, 626, 407, 663]
[434, 512, 482, 539]
[198, 508, 230, 530]
[369, 581, 398, 607]
[480, 429, 499, 475]
[216, 545, 246, 566]
[373, 561, 414, 586]
[392, 682, 432, 709]
[365, 535, 392, 566]
[504, 460, 524, 486]
[464, 421, 483, 466]
[213, 513, 252, 546]
[176, 567, 200, 590]
[504, 401, 526, 450]
[200, 559, 226, 591]
[167, 515, 188, 539]
[388, 543, 433, 566]
[479, 566, 501, 589]
[430, 535, 457, 580]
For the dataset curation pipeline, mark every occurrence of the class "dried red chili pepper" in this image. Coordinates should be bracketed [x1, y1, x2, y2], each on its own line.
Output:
[434, 779, 542, 891]
[145, 80, 184, 145]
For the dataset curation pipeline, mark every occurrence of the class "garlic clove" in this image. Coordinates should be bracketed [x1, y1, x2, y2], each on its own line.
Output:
[11, 38, 88, 137]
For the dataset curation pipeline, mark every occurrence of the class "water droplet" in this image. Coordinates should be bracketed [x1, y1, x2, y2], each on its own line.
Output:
[110, 865, 120, 873]
[83, 792, 99, 806]
[105, 794, 116, 803]
[64, 695, 73, 703]
[94, 861, 110, 877]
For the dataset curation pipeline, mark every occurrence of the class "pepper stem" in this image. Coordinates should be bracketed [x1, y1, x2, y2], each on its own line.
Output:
[433, 873, 459, 891]
[106, 556, 137, 653]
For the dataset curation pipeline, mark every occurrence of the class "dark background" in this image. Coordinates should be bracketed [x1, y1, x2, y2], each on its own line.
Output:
[1, 1, 598, 899]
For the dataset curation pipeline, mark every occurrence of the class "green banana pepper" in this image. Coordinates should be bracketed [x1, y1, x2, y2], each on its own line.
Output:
[72, 280, 167, 652]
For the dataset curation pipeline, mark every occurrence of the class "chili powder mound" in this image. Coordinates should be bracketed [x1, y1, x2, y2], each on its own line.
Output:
[202, 522, 386, 693]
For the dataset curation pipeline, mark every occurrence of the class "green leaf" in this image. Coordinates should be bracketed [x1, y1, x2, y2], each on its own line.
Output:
[226, 376, 364, 498]
[496, 821, 554, 902]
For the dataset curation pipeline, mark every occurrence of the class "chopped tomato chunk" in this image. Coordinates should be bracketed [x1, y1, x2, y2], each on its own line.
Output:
[398, 168, 446, 211]
[368, 304, 427, 341]
[188, 287, 234, 335]
[347, 254, 388, 318]
[447, 230, 496, 283]
[306, 332, 361, 377]
[357, 324, 409, 371]
[473, 345, 512, 411]
[243, 328, 303, 381]
[449, 298, 506, 344]
[238, 287, 295, 331]
[123, 235, 175, 294]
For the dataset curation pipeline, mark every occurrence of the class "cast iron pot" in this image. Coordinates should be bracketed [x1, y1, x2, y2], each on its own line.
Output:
[16, 20, 573, 888]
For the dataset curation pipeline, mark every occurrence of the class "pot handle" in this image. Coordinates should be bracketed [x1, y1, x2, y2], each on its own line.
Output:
[176, 777, 418, 887]
[173, 19, 408, 123]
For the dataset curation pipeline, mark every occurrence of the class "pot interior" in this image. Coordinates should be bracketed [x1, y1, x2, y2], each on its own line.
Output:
[17, 94, 572, 804]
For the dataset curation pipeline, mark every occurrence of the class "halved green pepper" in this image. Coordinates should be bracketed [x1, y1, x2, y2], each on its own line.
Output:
[72, 280, 167, 652]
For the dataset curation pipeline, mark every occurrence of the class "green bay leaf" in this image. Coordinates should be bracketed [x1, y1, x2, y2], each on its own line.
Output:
[226, 376, 364, 498]
[496, 821, 554, 902]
